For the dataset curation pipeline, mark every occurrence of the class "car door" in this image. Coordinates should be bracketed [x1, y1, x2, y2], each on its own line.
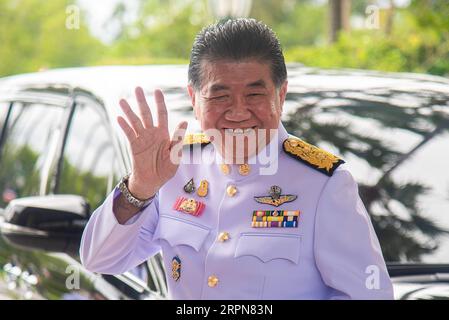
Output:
[54, 93, 167, 299]
[0, 98, 78, 299]
[0, 95, 125, 300]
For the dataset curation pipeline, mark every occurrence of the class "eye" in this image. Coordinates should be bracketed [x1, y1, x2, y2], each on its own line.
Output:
[211, 95, 229, 101]
[247, 93, 265, 97]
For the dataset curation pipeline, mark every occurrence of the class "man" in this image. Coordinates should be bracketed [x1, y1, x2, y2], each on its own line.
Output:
[80, 19, 394, 299]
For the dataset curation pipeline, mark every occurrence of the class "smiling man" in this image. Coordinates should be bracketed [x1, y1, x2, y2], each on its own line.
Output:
[80, 19, 394, 299]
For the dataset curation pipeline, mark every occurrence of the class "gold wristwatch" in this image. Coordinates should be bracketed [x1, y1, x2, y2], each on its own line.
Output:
[118, 174, 154, 209]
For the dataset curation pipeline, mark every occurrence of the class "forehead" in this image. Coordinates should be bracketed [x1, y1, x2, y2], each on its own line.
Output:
[199, 59, 273, 91]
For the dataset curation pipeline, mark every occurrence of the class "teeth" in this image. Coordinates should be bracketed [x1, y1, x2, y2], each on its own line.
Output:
[224, 128, 255, 135]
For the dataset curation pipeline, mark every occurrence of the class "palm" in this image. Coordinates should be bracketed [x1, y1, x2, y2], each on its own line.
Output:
[130, 126, 175, 182]
[117, 87, 187, 196]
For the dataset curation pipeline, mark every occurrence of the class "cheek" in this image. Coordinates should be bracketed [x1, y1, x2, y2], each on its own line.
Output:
[198, 106, 223, 128]
[253, 101, 281, 120]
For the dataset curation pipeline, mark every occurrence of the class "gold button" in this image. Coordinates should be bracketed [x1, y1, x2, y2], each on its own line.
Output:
[238, 163, 251, 176]
[220, 164, 230, 175]
[208, 275, 219, 287]
[218, 231, 230, 242]
[226, 185, 237, 197]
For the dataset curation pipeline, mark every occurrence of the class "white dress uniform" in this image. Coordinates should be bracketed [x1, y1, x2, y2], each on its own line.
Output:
[80, 123, 394, 299]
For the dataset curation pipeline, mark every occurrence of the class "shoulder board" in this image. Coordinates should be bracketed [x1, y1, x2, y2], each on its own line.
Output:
[183, 133, 211, 147]
[283, 137, 344, 177]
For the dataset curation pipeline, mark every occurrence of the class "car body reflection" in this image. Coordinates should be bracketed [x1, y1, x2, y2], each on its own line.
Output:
[0, 65, 448, 299]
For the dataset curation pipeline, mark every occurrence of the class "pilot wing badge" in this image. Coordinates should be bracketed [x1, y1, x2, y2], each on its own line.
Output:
[254, 185, 297, 207]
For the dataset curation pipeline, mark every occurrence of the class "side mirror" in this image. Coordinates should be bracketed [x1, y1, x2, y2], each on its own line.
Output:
[0, 195, 90, 256]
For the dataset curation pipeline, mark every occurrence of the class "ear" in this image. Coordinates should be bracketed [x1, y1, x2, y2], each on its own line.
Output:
[278, 80, 288, 113]
[187, 84, 200, 120]
[187, 84, 195, 105]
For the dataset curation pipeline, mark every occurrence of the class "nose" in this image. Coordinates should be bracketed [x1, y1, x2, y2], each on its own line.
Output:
[225, 97, 251, 122]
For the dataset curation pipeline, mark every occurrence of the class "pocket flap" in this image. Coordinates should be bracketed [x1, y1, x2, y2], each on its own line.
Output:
[153, 215, 210, 252]
[234, 233, 301, 264]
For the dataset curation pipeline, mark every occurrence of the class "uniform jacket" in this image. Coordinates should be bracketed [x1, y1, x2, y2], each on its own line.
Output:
[80, 124, 394, 299]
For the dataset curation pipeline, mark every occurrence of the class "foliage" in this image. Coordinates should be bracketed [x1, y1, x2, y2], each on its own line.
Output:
[0, 0, 104, 77]
[1, 0, 448, 76]
[284, 1, 449, 76]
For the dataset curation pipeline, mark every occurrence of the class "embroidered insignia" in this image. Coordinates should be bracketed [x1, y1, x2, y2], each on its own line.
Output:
[183, 178, 195, 193]
[254, 185, 297, 207]
[197, 180, 208, 197]
[172, 256, 181, 281]
[283, 137, 345, 176]
[173, 197, 205, 216]
[183, 133, 211, 146]
[251, 210, 300, 228]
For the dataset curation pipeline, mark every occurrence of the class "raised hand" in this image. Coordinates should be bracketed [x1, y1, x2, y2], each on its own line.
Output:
[117, 87, 188, 200]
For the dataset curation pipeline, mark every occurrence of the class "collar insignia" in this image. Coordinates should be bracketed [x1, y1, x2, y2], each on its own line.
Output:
[283, 137, 344, 176]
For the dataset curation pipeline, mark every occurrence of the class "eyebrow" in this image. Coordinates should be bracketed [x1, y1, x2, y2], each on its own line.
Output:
[247, 79, 267, 88]
[209, 84, 229, 93]
[208, 79, 267, 93]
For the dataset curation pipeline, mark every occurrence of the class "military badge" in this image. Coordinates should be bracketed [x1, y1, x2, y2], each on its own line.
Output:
[252, 210, 300, 228]
[173, 196, 205, 216]
[254, 185, 297, 207]
[183, 178, 195, 194]
[197, 180, 209, 197]
[172, 256, 181, 281]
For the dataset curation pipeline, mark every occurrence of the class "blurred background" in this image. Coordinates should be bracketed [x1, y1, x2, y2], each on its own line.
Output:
[1, 0, 448, 78]
[1, 0, 449, 300]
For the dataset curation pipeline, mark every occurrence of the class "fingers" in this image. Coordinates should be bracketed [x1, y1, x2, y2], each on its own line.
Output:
[119, 98, 145, 134]
[154, 89, 168, 129]
[117, 116, 136, 142]
[135, 87, 154, 128]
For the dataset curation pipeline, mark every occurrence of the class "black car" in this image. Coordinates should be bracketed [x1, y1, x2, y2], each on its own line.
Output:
[0, 65, 449, 299]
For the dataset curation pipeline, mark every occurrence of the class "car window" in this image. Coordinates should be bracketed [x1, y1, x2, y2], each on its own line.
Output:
[57, 97, 117, 210]
[283, 83, 449, 263]
[0, 102, 64, 208]
[390, 131, 449, 263]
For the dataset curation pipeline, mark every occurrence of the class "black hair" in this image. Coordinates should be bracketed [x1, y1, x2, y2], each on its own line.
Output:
[188, 18, 287, 90]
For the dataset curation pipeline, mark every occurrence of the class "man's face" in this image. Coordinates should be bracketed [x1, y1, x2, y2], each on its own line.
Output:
[187, 59, 288, 162]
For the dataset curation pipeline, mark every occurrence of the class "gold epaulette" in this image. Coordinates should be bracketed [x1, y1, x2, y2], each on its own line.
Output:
[283, 137, 344, 176]
[183, 133, 211, 147]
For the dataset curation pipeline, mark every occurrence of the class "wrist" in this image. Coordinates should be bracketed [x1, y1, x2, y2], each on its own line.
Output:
[128, 173, 158, 199]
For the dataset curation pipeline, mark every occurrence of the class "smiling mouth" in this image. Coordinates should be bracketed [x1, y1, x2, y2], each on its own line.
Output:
[223, 126, 257, 135]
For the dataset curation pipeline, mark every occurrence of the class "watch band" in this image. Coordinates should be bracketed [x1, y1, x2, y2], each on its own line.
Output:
[118, 174, 154, 209]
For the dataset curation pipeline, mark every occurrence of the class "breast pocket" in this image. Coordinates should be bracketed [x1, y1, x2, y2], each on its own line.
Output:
[234, 233, 301, 264]
[153, 214, 210, 252]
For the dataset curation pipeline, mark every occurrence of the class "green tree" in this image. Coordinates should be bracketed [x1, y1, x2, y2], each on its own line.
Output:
[0, 0, 104, 77]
